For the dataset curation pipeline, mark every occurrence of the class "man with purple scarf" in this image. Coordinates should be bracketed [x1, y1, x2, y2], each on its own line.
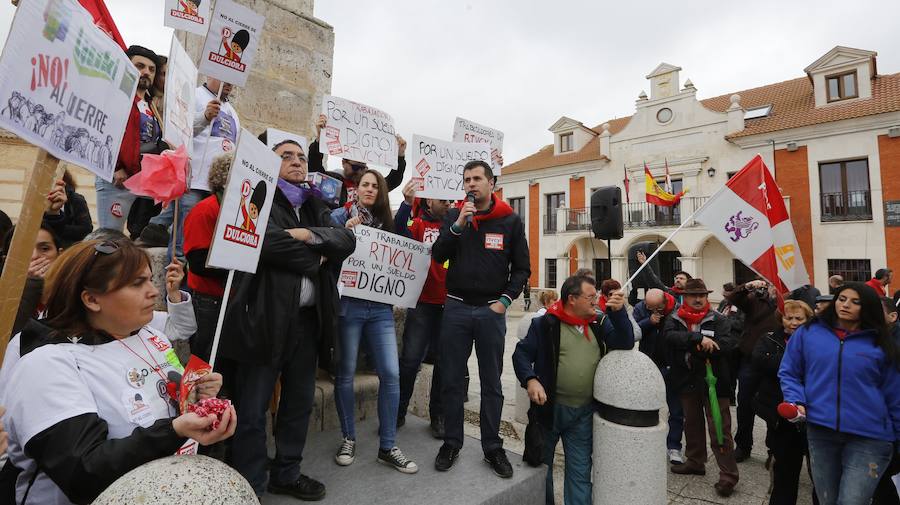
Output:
[220, 139, 355, 500]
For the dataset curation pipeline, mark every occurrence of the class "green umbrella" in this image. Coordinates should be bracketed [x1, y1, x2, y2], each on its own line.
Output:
[705, 359, 725, 448]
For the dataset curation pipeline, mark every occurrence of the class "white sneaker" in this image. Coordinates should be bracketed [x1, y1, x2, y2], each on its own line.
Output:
[335, 437, 356, 466]
[668, 449, 684, 464]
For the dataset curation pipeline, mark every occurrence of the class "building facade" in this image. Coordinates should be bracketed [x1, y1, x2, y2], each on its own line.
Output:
[499, 46, 900, 298]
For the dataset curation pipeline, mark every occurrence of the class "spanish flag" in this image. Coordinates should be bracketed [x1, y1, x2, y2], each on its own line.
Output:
[645, 163, 686, 206]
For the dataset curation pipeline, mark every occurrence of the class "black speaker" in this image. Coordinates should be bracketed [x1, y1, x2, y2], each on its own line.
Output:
[590, 186, 624, 240]
[628, 241, 661, 289]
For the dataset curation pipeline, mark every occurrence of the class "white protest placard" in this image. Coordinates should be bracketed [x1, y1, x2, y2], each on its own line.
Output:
[164, 0, 212, 36]
[266, 127, 308, 156]
[452, 117, 504, 174]
[0, 0, 138, 181]
[163, 36, 197, 155]
[197, 0, 264, 87]
[319, 95, 398, 170]
[207, 129, 280, 273]
[338, 225, 431, 309]
[410, 134, 491, 201]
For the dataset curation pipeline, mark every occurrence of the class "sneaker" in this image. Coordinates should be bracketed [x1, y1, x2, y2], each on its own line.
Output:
[435, 443, 459, 472]
[734, 446, 751, 463]
[267, 474, 326, 501]
[430, 416, 445, 439]
[334, 437, 356, 466]
[667, 449, 684, 465]
[484, 448, 513, 479]
[377, 447, 418, 474]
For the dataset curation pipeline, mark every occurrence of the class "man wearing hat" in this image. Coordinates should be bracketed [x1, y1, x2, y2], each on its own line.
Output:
[664, 278, 740, 497]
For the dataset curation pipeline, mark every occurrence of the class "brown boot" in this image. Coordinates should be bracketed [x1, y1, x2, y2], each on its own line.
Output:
[670, 464, 705, 476]
[714, 481, 735, 497]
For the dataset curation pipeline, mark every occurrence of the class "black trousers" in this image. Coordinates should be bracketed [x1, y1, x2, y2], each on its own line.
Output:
[440, 298, 506, 453]
[767, 419, 819, 505]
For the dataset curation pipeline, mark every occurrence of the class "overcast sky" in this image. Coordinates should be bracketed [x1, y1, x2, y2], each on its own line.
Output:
[1, 0, 899, 166]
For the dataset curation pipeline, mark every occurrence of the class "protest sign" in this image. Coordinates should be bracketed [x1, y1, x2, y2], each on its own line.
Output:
[452, 117, 504, 174]
[197, 0, 264, 87]
[0, 0, 138, 181]
[319, 95, 398, 170]
[410, 134, 491, 201]
[164, 0, 211, 36]
[338, 225, 431, 309]
[163, 35, 197, 155]
[265, 127, 308, 156]
[207, 129, 279, 273]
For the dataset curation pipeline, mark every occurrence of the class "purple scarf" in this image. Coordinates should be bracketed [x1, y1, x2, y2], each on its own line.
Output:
[277, 178, 322, 208]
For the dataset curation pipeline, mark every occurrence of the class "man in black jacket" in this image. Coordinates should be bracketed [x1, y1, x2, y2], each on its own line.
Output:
[513, 274, 634, 505]
[220, 139, 355, 501]
[665, 279, 739, 497]
[431, 160, 530, 477]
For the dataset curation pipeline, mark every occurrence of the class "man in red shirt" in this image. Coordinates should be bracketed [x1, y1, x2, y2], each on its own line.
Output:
[866, 268, 892, 297]
[183, 152, 232, 361]
[393, 180, 453, 437]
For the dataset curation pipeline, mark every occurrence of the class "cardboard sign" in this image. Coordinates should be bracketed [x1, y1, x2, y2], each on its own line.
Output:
[452, 117, 504, 174]
[338, 225, 431, 309]
[265, 127, 308, 156]
[410, 134, 491, 200]
[164, 0, 212, 36]
[162, 36, 197, 155]
[207, 129, 279, 273]
[319, 95, 397, 170]
[197, 0, 264, 87]
[0, 0, 138, 181]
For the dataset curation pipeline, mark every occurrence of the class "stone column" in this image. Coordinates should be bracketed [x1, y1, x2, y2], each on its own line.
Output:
[678, 256, 702, 278]
[178, 0, 334, 140]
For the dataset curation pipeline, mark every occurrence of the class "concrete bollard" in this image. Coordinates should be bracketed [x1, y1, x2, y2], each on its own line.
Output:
[93, 455, 257, 504]
[592, 348, 667, 504]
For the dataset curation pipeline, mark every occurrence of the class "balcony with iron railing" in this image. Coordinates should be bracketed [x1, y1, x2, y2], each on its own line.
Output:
[820, 190, 872, 222]
[543, 196, 710, 234]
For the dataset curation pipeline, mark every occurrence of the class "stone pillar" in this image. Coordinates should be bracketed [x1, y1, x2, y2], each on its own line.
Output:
[178, 0, 334, 140]
[678, 256, 702, 278]
[593, 348, 667, 504]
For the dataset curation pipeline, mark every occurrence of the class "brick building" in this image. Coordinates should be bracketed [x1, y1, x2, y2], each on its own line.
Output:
[499, 46, 900, 297]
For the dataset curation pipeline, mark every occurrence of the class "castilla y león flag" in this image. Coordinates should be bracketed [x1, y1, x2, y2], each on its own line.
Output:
[693, 154, 809, 293]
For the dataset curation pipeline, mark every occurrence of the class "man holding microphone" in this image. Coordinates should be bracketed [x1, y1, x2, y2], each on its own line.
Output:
[431, 160, 530, 478]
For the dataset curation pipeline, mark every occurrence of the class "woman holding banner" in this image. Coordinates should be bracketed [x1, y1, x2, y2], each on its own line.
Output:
[330, 169, 418, 474]
[2, 240, 235, 504]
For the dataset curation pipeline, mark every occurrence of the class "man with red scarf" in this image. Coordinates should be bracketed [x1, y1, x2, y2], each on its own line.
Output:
[633, 288, 684, 464]
[513, 273, 634, 505]
[432, 160, 530, 478]
[664, 278, 740, 497]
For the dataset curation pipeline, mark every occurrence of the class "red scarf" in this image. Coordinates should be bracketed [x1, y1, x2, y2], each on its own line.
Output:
[671, 285, 684, 296]
[455, 194, 514, 230]
[547, 300, 597, 341]
[662, 292, 676, 314]
[677, 302, 711, 328]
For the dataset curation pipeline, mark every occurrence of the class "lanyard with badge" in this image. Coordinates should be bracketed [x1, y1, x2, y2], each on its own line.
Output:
[118, 329, 184, 402]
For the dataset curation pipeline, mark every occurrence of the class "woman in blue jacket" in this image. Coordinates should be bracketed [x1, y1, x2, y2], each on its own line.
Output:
[779, 282, 900, 505]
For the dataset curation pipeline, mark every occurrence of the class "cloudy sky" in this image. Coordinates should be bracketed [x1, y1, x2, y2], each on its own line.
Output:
[1, 0, 899, 166]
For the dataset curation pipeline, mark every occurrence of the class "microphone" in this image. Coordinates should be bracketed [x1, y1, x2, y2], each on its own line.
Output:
[465, 191, 476, 225]
[777, 402, 806, 423]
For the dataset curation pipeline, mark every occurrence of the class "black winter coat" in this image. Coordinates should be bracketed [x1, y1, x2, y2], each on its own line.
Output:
[43, 187, 92, 247]
[219, 189, 355, 367]
[750, 328, 788, 424]
[664, 310, 738, 398]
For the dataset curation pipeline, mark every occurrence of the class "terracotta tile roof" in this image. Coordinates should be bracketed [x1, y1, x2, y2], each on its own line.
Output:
[502, 117, 630, 175]
[503, 72, 900, 175]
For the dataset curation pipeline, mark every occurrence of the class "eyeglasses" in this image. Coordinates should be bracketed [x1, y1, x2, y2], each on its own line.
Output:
[80, 240, 120, 288]
[578, 293, 599, 302]
[280, 152, 307, 162]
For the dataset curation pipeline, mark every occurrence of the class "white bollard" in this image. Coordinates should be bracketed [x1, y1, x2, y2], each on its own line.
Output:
[593, 348, 667, 505]
[93, 455, 257, 504]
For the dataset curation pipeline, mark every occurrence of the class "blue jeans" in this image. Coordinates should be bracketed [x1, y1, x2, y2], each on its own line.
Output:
[398, 302, 443, 421]
[149, 189, 208, 261]
[335, 298, 400, 450]
[543, 403, 593, 505]
[95, 176, 138, 231]
[807, 423, 893, 505]
[663, 367, 685, 451]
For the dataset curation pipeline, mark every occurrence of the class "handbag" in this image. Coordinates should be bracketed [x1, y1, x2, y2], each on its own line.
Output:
[522, 402, 546, 467]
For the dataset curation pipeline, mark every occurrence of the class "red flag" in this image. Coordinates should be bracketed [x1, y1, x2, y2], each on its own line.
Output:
[77, 0, 127, 50]
[623, 164, 630, 203]
[693, 155, 810, 295]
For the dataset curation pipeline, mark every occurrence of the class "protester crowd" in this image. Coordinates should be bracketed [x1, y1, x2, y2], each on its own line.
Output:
[1, 42, 900, 505]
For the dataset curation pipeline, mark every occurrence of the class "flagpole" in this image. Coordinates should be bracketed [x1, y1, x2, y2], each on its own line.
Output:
[208, 269, 235, 369]
[621, 184, 727, 294]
